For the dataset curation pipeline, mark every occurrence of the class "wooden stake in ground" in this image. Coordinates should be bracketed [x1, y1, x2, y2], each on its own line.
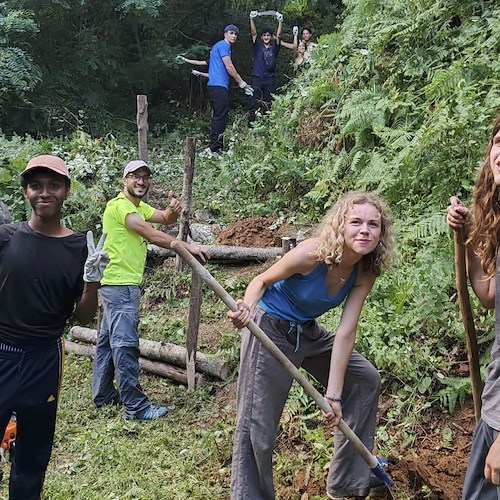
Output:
[175, 137, 197, 271]
[137, 95, 148, 162]
[453, 227, 483, 422]
[137, 94, 149, 202]
[175, 137, 200, 389]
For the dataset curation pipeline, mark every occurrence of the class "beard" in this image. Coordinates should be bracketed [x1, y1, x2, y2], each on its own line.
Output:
[127, 184, 149, 199]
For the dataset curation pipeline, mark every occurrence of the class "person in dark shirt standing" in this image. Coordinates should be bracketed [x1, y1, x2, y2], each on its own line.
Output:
[248, 11, 285, 124]
[0, 155, 108, 500]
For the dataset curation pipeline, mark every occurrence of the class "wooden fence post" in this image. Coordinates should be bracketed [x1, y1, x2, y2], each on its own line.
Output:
[176, 137, 200, 390]
[137, 95, 149, 202]
[176, 137, 197, 271]
[186, 272, 202, 389]
[136, 95, 148, 162]
[281, 236, 297, 255]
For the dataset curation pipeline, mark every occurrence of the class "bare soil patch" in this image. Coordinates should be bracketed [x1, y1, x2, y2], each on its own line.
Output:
[216, 216, 279, 247]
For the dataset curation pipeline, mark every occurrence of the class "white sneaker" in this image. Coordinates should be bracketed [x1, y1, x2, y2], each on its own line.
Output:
[198, 147, 219, 158]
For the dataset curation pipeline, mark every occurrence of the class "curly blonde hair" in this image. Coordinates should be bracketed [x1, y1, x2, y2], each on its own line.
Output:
[313, 191, 396, 276]
[468, 116, 500, 279]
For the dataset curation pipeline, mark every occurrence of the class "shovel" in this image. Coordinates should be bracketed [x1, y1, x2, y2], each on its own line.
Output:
[171, 241, 395, 495]
[256, 10, 277, 16]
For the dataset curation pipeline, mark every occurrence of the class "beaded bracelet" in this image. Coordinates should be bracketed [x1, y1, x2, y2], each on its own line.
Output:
[325, 394, 343, 407]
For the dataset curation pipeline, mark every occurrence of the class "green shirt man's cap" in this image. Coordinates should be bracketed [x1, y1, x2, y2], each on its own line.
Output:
[123, 160, 152, 178]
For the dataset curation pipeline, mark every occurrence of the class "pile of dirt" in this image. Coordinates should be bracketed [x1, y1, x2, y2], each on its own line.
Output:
[216, 216, 279, 247]
[387, 401, 474, 499]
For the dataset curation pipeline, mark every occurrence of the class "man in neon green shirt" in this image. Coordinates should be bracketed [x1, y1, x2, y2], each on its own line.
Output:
[92, 160, 208, 420]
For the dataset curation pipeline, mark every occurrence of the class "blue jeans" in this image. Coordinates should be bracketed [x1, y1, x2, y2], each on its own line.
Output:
[92, 285, 151, 418]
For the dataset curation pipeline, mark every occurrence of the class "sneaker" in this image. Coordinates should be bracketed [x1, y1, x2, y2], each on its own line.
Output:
[198, 147, 219, 158]
[126, 405, 168, 421]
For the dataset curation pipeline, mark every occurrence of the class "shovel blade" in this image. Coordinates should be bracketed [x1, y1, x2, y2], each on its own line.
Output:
[371, 459, 393, 489]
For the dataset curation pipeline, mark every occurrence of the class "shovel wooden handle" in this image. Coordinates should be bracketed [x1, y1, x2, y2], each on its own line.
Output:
[453, 227, 483, 422]
[171, 241, 378, 469]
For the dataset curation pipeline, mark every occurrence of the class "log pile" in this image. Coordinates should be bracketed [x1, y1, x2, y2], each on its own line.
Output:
[67, 326, 231, 388]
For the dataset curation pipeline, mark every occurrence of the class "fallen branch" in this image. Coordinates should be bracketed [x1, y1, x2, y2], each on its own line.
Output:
[69, 326, 230, 380]
[148, 244, 282, 262]
[65, 340, 206, 387]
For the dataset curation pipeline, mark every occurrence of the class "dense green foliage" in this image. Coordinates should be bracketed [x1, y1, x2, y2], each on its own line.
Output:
[0, 0, 341, 135]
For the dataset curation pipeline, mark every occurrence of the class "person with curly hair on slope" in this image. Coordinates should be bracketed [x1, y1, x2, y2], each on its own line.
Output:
[228, 191, 396, 500]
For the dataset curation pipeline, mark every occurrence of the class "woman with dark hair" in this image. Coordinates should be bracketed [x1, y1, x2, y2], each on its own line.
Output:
[229, 191, 396, 500]
[447, 116, 500, 499]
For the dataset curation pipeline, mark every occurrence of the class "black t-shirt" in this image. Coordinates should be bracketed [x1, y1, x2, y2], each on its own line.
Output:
[0, 222, 87, 349]
[252, 40, 280, 78]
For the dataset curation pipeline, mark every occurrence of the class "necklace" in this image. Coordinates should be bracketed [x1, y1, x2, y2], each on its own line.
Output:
[335, 265, 348, 283]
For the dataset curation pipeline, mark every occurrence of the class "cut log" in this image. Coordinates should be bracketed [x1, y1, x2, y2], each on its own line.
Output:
[65, 340, 205, 387]
[149, 244, 281, 262]
[69, 326, 230, 380]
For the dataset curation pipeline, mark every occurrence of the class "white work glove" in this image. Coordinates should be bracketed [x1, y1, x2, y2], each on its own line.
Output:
[191, 69, 201, 76]
[238, 81, 254, 96]
[249, 10, 258, 18]
[293, 25, 299, 36]
[275, 12, 284, 22]
[176, 55, 187, 63]
[83, 231, 109, 283]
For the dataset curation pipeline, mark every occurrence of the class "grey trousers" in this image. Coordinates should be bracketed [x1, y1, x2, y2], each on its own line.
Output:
[230, 308, 380, 499]
[92, 285, 151, 419]
[462, 419, 500, 499]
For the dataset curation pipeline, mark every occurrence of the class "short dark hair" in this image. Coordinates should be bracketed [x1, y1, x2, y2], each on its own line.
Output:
[20, 168, 71, 189]
[302, 27, 312, 34]
[260, 27, 274, 36]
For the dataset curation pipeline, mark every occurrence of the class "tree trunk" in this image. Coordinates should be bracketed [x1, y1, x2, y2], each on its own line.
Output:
[65, 341, 205, 387]
[69, 326, 230, 380]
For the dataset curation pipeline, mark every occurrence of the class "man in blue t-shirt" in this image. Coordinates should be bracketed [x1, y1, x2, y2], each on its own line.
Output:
[207, 24, 253, 153]
[248, 11, 295, 124]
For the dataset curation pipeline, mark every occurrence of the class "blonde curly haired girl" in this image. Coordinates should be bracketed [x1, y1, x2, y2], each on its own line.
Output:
[228, 191, 396, 500]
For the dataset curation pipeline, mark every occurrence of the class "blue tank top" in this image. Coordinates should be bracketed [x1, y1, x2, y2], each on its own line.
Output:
[259, 262, 359, 323]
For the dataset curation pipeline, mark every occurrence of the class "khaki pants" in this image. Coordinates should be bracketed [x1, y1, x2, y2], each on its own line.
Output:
[230, 307, 380, 499]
